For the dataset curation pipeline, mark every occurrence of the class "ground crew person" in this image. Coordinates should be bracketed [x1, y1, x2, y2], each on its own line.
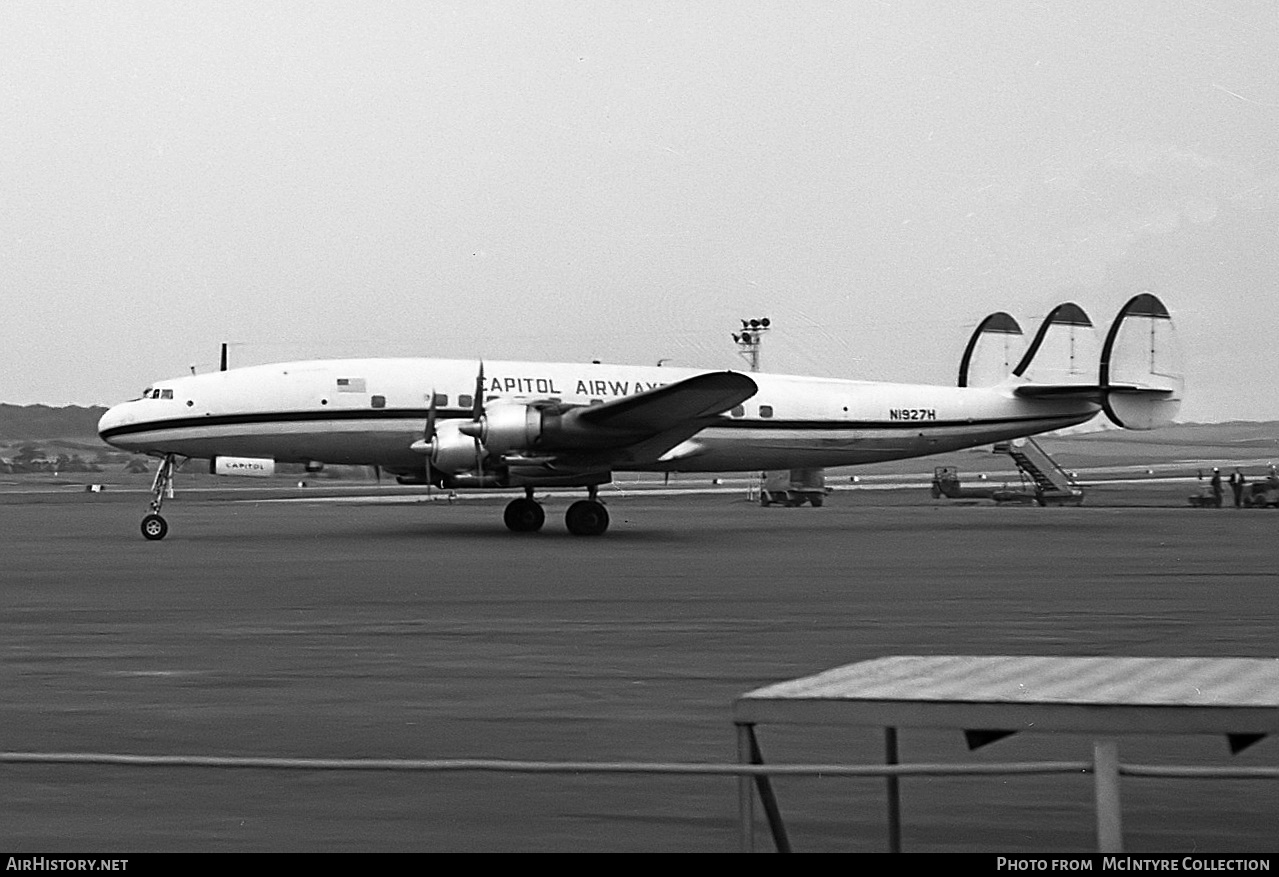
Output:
[1210, 468, 1223, 507]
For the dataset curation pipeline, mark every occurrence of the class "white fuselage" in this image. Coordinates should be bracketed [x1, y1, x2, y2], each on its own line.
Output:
[97, 358, 1100, 473]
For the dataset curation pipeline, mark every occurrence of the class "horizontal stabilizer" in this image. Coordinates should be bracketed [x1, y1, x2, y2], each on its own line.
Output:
[958, 312, 1024, 387]
[1013, 383, 1173, 400]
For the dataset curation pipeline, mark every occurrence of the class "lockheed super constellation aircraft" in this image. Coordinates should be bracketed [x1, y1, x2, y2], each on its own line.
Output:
[98, 293, 1182, 539]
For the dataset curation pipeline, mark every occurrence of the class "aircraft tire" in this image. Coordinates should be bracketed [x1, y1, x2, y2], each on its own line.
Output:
[565, 500, 609, 536]
[504, 498, 545, 533]
[809, 495, 824, 508]
[141, 514, 168, 541]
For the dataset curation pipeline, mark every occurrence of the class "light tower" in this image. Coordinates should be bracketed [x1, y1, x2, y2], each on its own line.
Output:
[732, 317, 771, 373]
[730, 316, 829, 506]
[732, 317, 770, 502]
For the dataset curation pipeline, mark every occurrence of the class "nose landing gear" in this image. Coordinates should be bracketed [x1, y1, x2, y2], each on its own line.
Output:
[140, 454, 180, 540]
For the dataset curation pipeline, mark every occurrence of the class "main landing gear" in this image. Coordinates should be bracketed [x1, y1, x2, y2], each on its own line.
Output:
[140, 454, 180, 541]
[503, 488, 546, 533]
[502, 486, 610, 536]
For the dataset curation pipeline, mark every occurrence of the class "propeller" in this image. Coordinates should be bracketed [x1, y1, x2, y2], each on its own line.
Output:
[427, 388, 439, 478]
[409, 365, 489, 477]
[471, 361, 485, 422]
[426, 386, 438, 445]
[471, 362, 485, 477]
[423, 389, 436, 494]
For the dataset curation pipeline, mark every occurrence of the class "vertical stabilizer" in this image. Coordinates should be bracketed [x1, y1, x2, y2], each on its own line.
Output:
[1099, 293, 1184, 428]
[958, 312, 1024, 387]
[1012, 303, 1099, 386]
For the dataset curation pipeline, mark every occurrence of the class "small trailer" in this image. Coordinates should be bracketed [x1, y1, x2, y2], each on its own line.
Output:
[759, 468, 827, 507]
[1187, 487, 1222, 508]
[1246, 478, 1279, 508]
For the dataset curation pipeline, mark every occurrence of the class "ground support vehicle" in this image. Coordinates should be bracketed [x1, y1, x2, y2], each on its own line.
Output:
[759, 468, 827, 507]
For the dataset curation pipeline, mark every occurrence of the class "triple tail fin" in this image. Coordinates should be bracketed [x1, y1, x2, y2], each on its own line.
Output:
[1003, 293, 1183, 429]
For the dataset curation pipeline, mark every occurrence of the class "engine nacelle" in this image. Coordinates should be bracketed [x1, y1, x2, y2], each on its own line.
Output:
[430, 419, 486, 474]
[461, 402, 545, 454]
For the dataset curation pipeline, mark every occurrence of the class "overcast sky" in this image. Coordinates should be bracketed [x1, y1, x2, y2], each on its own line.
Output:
[2, 1, 1276, 422]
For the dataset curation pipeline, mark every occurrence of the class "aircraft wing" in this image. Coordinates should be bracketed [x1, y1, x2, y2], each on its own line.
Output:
[532, 371, 756, 469]
[571, 371, 757, 433]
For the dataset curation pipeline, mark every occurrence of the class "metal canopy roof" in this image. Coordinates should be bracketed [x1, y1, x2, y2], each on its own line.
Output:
[734, 656, 1279, 737]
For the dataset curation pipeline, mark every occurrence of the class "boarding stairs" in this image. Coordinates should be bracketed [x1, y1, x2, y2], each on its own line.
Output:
[992, 437, 1084, 506]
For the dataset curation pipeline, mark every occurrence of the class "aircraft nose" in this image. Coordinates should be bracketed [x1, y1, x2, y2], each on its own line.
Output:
[97, 403, 133, 449]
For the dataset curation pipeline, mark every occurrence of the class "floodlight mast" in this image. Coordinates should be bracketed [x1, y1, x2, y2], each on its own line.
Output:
[733, 317, 772, 502]
[731, 317, 771, 373]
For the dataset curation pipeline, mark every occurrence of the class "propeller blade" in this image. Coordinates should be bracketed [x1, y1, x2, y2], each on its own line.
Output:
[473, 362, 485, 476]
[424, 389, 438, 482]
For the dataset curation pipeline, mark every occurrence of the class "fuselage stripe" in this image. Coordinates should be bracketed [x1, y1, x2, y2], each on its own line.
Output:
[99, 409, 1085, 443]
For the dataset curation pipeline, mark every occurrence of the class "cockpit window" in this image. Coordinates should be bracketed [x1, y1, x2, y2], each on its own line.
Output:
[160, 389, 173, 400]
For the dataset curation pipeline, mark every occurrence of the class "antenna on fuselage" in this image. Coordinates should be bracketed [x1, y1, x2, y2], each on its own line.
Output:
[220, 343, 228, 372]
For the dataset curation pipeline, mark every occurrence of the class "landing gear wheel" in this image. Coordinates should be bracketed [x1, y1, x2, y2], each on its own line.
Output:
[504, 498, 546, 532]
[809, 495, 824, 508]
[565, 499, 609, 536]
[141, 513, 168, 541]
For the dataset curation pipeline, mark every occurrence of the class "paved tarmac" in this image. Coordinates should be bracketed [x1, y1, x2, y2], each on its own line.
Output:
[2, 483, 1277, 852]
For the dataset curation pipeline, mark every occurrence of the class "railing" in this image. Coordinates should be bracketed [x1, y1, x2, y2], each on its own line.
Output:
[5, 751, 1277, 852]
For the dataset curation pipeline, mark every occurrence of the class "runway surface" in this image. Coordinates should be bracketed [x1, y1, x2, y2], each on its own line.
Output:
[3, 483, 1277, 853]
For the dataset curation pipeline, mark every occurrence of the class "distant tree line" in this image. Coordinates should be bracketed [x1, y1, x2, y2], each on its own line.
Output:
[0, 444, 104, 474]
[0, 404, 108, 442]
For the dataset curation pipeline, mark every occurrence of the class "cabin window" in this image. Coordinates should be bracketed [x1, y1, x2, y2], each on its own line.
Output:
[431, 393, 448, 407]
[371, 395, 386, 409]
[160, 389, 173, 400]
[759, 405, 774, 418]
[337, 377, 367, 393]
[589, 398, 604, 406]
[731, 405, 745, 417]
